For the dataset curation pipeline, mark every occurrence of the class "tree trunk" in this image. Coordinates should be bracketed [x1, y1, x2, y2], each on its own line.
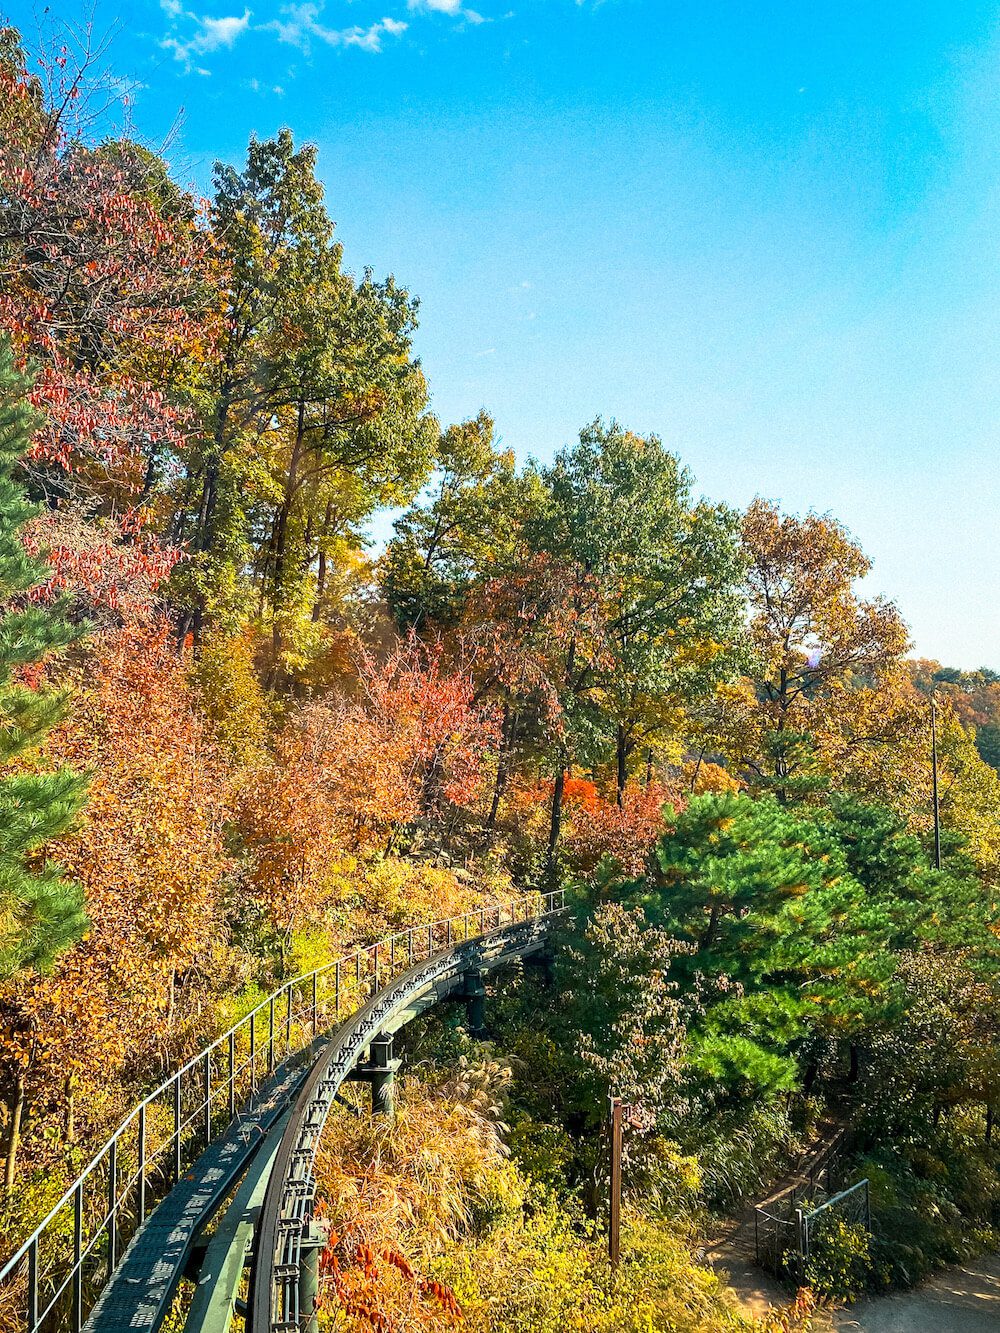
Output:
[64, 1075, 75, 1144]
[486, 705, 514, 832]
[546, 766, 566, 875]
[4, 1074, 25, 1192]
[616, 725, 628, 807]
[699, 899, 721, 953]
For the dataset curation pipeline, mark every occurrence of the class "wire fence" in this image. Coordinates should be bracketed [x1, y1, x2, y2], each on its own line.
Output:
[0, 890, 564, 1333]
[755, 1177, 871, 1279]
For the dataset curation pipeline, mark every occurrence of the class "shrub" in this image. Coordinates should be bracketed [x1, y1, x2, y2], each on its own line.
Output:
[801, 1217, 872, 1303]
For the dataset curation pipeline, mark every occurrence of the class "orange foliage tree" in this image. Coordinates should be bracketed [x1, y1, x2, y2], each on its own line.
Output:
[234, 638, 501, 959]
[0, 622, 231, 1186]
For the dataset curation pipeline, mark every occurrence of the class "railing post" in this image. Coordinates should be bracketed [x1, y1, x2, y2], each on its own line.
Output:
[427, 923, 432, 956]
[108, 1136, 118, 1273]
[286, 985, 293, 1049]
[228, 1031, 236, 1119]
[390, 935, 396, 974]
[27, 1237, 38, 1333]
[173, 1073, 182, 1184]
[335, 960, 341, 1018]
[204, 1051, 212, 1145]
[408, 928, 414, 964]
[250, 1012, 257, 1094]
[268, 995, 275, 1074]
[137, 1103, 147, 1225]
[72, 1178, 83, 1333]
[311, 972, 318, 1036]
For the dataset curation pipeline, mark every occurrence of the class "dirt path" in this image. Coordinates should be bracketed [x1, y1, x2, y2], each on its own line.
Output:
[707, 1120, 847, 1317]
[834, 1255, 1000, 1332]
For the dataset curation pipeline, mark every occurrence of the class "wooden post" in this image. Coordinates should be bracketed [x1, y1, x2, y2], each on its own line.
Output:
[609, 1096, 623, 1269]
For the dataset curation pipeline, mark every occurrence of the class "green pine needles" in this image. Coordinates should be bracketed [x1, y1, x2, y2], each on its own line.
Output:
[0, 343, 87, 976]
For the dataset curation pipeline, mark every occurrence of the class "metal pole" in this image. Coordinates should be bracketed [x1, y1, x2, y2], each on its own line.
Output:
[609, 1096, 623, 1269]
[173, 1074, 182, 1184]
[228, 1032, 236, 1119]
[932, 697, 942, 869]
[27, 1237, 38, 1333]
[108, 1137, 118, 1273]
[204, 1052, 212, 1145]
[137, 1104, 147, 1225]
[72, 1180, 83, 1333]
[250, 1012, 257, 1095]
[268, 996, 275, 1074]
[312, 973, 318, 1035]
[335, 960, 341, 1018]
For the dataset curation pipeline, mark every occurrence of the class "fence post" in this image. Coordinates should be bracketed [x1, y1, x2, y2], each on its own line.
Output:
[108, 1136, 118, 1273]
[312, 972, 318, 1035]
[204, 1052, 212, 1145]
[794, 1207, 806, 1266]
[138, 1104, 147, 1225]
[72, 1178, 83, 1333]
[27, 1237, 38, 1333]
[335, 961, 341, 1018]
[173, 1073, 182, 1184]
[228, 1031, 236, 1119]
[250, 1012, 257, 1095]
[286, 986, 293, 1049]
[609, 1097, 623, 1268]
[268, 995, 275, 1074]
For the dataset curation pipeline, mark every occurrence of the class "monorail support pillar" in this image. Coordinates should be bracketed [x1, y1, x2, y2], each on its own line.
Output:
[349, 1033, 400, 1117]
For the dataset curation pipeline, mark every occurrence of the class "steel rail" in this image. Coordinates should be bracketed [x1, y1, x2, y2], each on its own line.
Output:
[0, 891, 562, 1333]
[249, 894, 565, 1333]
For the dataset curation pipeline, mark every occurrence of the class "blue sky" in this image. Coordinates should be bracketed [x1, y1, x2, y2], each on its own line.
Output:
[10, 0, 1000, 666]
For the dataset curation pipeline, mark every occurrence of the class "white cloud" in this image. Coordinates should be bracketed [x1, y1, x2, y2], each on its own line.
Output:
[162, 8, 251, 65]
[407, 0, 485, 22]
[264, 4, 407, 53]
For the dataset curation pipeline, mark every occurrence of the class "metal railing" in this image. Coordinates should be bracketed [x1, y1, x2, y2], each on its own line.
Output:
[754, 1176, 871, 1277]
[249, 899, 564, 1333]
[0, 890, 565, 1333]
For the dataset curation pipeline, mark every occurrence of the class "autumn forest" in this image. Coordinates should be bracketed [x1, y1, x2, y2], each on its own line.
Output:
[3, 21, 1000, 1333]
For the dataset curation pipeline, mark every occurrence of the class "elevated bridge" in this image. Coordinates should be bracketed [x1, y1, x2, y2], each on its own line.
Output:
[0, 892, 565, 1333]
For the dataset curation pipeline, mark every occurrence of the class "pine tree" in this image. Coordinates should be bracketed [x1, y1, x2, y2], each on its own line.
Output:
[0, 343, 87, 976]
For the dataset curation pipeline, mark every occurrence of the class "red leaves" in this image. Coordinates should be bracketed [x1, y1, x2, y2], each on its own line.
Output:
[316, 1227, 463, 1331]
[0, 46, 217, 496]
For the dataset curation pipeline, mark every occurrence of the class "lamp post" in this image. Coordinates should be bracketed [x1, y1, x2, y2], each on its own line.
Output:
[931, 696, 942, 870]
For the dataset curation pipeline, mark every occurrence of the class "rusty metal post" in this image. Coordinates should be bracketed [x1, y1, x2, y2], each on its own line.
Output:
[609, 1096, 623, 1269]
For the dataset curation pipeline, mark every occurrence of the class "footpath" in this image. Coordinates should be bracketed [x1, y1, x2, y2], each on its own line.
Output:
[834, 1255, 1000, 1332]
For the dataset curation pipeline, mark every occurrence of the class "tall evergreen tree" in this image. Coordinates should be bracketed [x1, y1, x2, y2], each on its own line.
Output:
[0, 343, 87, 976]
